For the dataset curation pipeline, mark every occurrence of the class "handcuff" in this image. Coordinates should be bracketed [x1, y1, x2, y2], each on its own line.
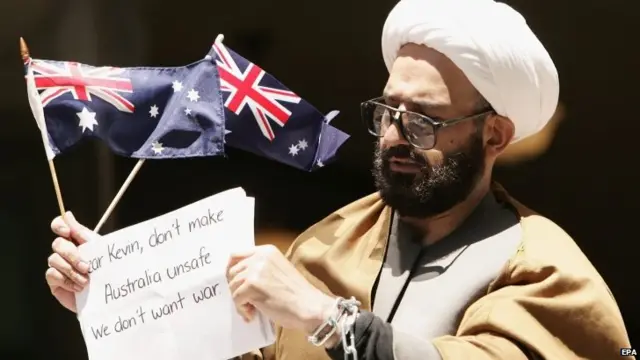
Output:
[307, 296, 361, 360]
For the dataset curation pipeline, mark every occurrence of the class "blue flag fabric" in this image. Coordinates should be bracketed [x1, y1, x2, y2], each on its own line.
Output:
[207, 42, 349, 171]
[24, 56, 226, 160]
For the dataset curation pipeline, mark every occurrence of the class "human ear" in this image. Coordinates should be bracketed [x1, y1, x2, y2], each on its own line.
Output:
[485, 115, 515, 156]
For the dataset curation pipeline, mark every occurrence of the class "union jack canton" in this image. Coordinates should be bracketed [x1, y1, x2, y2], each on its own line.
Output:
[207, 42, 349, 171]
[24, 55, 226, 160]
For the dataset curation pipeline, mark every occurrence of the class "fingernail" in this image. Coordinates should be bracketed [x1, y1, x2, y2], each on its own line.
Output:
[57, 225, 69, 233]
[73, 284, 84, 292]
[77, 261, 90, 273]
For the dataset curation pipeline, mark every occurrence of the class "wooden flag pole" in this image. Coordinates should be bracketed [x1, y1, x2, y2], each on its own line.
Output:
[48, 161, 66, 217]
[21, 37, 66, 217]
[93, 158, 144, 233]
[93, 33, 226, 233]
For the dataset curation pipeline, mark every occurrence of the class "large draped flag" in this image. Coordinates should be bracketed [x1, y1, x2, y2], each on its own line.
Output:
[206, 41, 349, 171]
[23, 54, 226, 160]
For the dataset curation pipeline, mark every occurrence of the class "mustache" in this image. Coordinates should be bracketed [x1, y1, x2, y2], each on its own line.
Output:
[380, 145, 428, 166]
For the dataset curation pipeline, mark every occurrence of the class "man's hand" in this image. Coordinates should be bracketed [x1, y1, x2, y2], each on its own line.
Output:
[226, 245, 336, 335]
[45, 212, 97, 313]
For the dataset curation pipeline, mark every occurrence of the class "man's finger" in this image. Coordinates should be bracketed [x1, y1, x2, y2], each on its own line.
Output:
[51, 237, 90, 274]
[47, 253, 89, 287]
[227, 249, 256, 269]
[227, 266, 249, 295]
[51, 215, 71, 238]
[226, 258, 250, 283]
[45, 267, 83, 293]
[241, 304, 257, 322]
[65, 212, 97, 245]
[230, 281, 257, 322]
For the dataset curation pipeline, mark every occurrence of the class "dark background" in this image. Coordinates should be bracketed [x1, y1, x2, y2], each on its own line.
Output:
[1, 0, 637, 358]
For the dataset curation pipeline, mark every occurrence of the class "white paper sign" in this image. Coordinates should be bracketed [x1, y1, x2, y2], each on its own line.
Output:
[75, 187, 275, 360]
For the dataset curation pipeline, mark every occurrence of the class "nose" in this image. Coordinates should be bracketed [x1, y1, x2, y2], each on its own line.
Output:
[380, 110, 410, 148]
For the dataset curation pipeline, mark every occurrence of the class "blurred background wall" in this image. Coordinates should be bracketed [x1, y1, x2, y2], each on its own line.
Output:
[0, 0, 637, 358]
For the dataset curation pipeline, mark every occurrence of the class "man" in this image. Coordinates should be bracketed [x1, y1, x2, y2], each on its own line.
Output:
[46, 0, 632, 358]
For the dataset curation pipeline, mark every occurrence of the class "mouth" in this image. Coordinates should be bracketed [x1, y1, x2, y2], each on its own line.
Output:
[388, 157, 421, 173]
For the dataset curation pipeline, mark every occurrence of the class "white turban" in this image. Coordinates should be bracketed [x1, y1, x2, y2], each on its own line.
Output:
[381, 0, 559, 142]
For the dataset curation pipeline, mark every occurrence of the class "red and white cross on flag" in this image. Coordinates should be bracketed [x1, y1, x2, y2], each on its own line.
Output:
[212, 42, 301, 141]
[30, 60, 135, 113]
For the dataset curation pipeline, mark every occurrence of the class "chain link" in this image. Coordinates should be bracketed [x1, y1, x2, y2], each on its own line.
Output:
[340, 297, 360, 360]
[306, 296, 361, 360]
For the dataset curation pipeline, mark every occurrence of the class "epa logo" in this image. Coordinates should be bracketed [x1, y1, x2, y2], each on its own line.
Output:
[620, 347, 637, 356]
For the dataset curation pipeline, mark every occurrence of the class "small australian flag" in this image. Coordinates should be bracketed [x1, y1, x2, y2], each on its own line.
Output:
[206, 41, 349, 171]
[24, 55, 226, 160]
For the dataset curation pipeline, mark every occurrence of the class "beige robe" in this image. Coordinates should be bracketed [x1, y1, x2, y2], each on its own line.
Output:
[242, 184, 632, 359]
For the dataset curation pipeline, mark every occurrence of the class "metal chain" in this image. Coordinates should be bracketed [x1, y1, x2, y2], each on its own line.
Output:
[307, 297, 344, 346]
[306, 296, 361, 360]
[339, 297, 360, 360]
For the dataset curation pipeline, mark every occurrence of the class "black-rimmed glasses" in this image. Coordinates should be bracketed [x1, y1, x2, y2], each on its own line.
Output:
[360, 97, 494, 150]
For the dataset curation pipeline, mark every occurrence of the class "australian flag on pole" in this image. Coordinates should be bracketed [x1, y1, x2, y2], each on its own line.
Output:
[207, 41, 349, 171]
[23, 55, 226, 161]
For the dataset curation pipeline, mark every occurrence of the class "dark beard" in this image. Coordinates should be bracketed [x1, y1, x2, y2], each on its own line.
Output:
[372, 134, 485, 218]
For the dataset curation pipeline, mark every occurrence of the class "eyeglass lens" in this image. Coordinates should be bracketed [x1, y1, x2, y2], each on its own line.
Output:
[369, 103, 436, 149]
